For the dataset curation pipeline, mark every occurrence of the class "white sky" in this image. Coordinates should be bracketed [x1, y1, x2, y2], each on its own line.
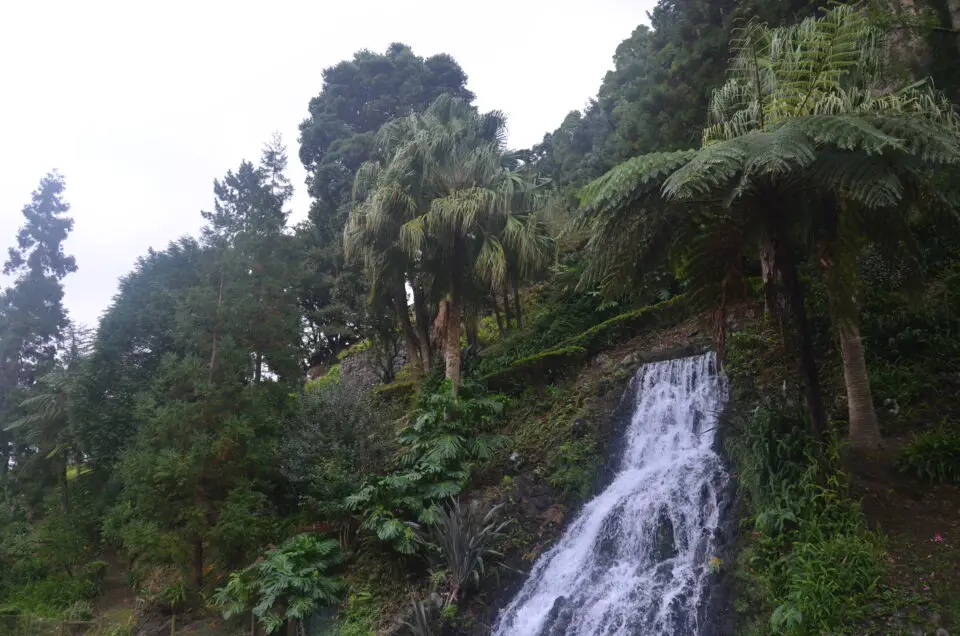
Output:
[1, 0, 655, 329]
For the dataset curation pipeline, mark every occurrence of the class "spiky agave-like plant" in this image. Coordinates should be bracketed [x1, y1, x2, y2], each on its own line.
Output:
[426, 497, 512, 606]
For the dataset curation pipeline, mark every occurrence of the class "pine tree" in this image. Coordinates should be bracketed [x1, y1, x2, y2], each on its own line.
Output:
[1, 172, 77, 480]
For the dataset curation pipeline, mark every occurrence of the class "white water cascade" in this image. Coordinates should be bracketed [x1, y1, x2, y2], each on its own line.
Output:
[494, 352, 729, 636]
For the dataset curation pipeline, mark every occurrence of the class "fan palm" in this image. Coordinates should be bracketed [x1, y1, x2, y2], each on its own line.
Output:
[580, 5, 960, 440]
[349, 96, 551, 394]
[347, 154, 430, 373]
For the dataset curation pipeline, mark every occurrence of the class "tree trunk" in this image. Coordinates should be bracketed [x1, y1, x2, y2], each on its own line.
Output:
[513, 285, 523, 329]
[60, 455, 70, 514]
[394, 285, 422, 373]
[465, 308, 478, 349]
[502, 287, 513, 330]
[760, 233, 781, 322]
[254, 351, 263, 383]
[777, 242, 828, 440]
[492, 297, 505, 338]
[0, 430, 9, 480]
[444, 287, 463, 396]
[948, 0, 960, 51]
[209, 269, 225, 382]
[193, 538, 204, 589]
[839, 322, 882, 450]
[412, 284, 433, 373]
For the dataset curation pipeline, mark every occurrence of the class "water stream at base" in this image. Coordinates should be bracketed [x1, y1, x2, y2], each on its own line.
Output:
[494, 352, 729, 636]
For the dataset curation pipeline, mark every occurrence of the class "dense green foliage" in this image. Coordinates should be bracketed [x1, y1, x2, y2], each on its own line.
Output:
[2, 1, 959, 633]
[213, 534, 344, 634]
[345, 382, 506, 554]
[897, 426, 960, 483]
[726, 398, 885, 634]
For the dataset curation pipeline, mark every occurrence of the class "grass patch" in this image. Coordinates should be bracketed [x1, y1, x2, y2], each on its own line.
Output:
[727, 402, 885, 635]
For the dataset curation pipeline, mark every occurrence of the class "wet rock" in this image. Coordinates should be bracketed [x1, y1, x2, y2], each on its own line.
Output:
[909, 625, 924, 636]
[595, 505, 625, 567]
[593, 353, 611, 369]
[935, 629, 949, 636]
[620, 352, 638, 369]
[539, 504, 565, 528]
[597, 378, 612, 396]
[652, 507, 678, 561]
[513, 475, 554, 517]
[542, 596, 573, 636]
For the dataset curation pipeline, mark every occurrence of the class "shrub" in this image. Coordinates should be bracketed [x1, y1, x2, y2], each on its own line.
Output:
[728, 402, 885, 635]
[282, 377, 392, 519]
[305, 364, 341, 390]
[213, 533, 344, 635]
[896, 425, 960, 483]
[345, 382, 506, 554]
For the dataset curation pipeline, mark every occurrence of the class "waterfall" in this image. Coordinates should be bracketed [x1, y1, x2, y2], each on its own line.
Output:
[494, 352, 729, 636]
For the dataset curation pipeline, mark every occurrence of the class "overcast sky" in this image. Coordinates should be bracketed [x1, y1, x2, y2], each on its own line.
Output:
[1, 0, 655, 329]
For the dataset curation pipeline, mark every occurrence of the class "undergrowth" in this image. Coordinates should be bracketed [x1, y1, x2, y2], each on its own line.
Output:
[896, 424, 960, 483]
[727, 401, 885, 635]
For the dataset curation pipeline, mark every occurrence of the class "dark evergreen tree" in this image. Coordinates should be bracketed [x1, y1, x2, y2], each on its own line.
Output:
[0, 172, 77, 480]
[296, 43, 474, 365]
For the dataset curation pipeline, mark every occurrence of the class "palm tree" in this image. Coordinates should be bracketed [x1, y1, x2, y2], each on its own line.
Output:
[350, 96, 551, 394]
[347, 155, 430, 373]
[579, 6, 960, 440]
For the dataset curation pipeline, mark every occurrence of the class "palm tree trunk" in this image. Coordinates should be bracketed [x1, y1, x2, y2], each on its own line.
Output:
[465, 307, 479, 348]
[394, 289, 422, 374]
[762, 205, 827, 439]
[412, 284, 432, 373]
[445, 284, 464, 396]
[491, 297, 505, 338]
[513, 285, 523, 329]
[839, 322, 882, 450]
[502, 287, 513, 330]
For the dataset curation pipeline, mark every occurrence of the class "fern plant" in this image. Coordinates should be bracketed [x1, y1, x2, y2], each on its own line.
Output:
[213, 534, 344, 634]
